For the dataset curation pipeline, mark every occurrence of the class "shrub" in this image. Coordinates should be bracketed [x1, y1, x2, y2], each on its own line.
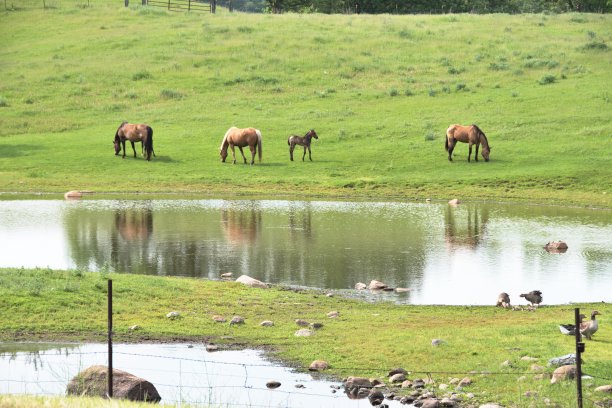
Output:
[160, 89, 184, 99]
[538, 74, 556, 85]
[132, 70, 152, 81]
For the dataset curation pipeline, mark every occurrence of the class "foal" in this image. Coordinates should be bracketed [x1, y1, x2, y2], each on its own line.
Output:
[288, 129, 318, 161]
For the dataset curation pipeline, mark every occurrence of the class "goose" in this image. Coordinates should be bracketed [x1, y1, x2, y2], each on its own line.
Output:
[520, 290, 542, 306]
[580, 310, 601, 340]
[496, 292, 511, 308]
[559, 314, 586, 335]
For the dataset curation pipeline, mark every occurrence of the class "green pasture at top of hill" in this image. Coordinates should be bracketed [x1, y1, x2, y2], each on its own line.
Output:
[0, 4, 610, 206]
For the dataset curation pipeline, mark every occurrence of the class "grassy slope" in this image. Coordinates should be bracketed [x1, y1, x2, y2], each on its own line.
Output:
[0, 6, 611, 206]
[1, 268, 610, 407]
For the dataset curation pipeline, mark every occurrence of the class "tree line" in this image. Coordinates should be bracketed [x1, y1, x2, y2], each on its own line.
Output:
[216, 0, 609, 13]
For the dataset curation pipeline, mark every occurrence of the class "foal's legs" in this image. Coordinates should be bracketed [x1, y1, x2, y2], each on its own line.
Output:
[289, 143, 295, 161]
[302, 146, 307, 161]
[307, 145, 313, 161]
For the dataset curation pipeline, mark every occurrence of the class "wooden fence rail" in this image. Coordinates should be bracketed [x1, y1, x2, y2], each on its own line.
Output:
[134, 0, 214, 12]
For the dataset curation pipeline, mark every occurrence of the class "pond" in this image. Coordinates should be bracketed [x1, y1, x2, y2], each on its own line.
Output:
[0, 342, 406, 407]
[0, 198, 610, 305]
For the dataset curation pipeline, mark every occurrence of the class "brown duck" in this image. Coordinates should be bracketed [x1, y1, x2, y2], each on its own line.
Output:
[496, 292, 511, 308]
[580, 310, 601, 340]
[520, 290, 542, 306]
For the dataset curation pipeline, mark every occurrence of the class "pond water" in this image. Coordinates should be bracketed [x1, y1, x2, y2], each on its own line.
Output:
[0, 198, 610, 305]
[0, 342, 405, 407]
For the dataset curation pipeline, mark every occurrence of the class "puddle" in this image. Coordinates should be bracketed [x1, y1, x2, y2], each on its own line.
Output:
[0, 342, 407, 407]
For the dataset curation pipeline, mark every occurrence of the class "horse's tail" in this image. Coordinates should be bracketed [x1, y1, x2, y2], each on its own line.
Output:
[445, 134, 449, 151]
[445, 125, 455, 151]
[144, 126, 153, 161]
[256, 129, 262, 162]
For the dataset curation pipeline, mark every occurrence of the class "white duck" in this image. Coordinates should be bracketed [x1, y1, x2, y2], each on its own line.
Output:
[580, 310, 601, 340]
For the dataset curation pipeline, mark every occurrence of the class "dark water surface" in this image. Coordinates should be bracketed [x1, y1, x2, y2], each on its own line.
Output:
[0, 199, 610, 305]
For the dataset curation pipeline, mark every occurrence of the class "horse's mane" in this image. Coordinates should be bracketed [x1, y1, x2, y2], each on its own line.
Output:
[472, 124, 489, 146]
[220, 127, 235, 150]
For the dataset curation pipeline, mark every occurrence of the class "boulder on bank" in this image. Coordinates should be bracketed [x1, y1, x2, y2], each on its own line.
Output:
[66, 365, 160, 402]
[551, 365, 576, 384]
[544, 241, 568, 253]
[236, 275, 268, 289]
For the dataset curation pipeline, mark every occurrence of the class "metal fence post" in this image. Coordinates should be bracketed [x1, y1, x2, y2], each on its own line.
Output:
[108, 279, 113, 398]
[575, 308, 584, 408]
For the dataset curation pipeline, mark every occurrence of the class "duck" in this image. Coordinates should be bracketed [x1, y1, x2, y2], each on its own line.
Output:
[580, 310, 601, 340]
[496, 292, 511, 308]
[559, 314, 586, 335]
[520, 290, 542, 306]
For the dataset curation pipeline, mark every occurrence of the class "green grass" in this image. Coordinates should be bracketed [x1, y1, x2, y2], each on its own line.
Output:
[0, 5, 610, 206]
[1, 267, 611, 407]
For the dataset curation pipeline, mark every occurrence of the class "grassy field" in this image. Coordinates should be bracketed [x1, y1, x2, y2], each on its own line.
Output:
[1, 267, 611, 407]
[0, 4, 611, 206]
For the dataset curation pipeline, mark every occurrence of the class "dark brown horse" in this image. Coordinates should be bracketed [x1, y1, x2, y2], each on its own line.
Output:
[445, 124, 491, 162]
[114, 121, 155, 161]
[220, 127, 262, 165]
[288, 129, 318, 161]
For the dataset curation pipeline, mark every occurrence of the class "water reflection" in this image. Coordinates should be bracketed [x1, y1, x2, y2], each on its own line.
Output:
[444, 204, 489, 251]
[0, 199, 610, 304]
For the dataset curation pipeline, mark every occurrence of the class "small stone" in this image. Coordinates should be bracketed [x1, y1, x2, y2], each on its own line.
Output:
[432, 339, 445, 346]
[520, 356, 538, 362]
[548, 354, 575, 366]
[401, 380, 413, 388]
[266, 380, 281, 389]
[531, 364, 545, 372]
[439, 384, 449, 390]
[458, 377, 472, 387]
[501, 360, 512, 367]
[212, 315, 226, 323]
[368, 390, 385, 405]
[389, 373, 406, 383]
[128, 325, 140, 331]
[326, 293, 334, 297]
[260, 320, 274, 327]
[327, 311, 339, 318]
[449, 378, 460, 385]
[395, 287, 410, 293]
[448, 198, 460, 206]
[595, 385, 612, 393]
[368, 280, 387, 290]
[310, 322, 323, 329]
[551, 365, 576, 384]
[354, 282, 367, 290]
[166, 311, 180, 319]
[421, 398, 441, 408]
[308, 360, 329, 371]
[230, 316, 245, 325]
[295, 384, 305, 388]
[206, 344, 219, 352]
[295, 319, 310, 327]
[220, 272, 233, 278]
[440, 397, 457, 407]
[295, 329, 313, 337]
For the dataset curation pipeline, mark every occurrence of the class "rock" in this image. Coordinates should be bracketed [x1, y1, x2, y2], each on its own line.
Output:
[295, 319, 310, 327]
[458, 377, 472, 387]
[395, 287, 410, 293]
[448, 198, 460, 206]
[206, 344, 219, 352]
[551, 365, 576, 384]
[595, 385, 612, 393]
[501, 360, 512, 367]
[439, 384, 449, 390]
[345, 376, 373, 389]
[66, 365, 160, 402]
[220, 272, 233, 279]
[388, 368, 408, 377]
[308, 360, 329, 371]
[64, 190, 83, 200]
[531, 364, 545, 372]
[326, 293, 334, 297]
[266, 380, 281, 389]
[295, 329, 313, 337]
[355, 282, 367, 290]
[212, 315, 226, 323]
[548, 354, 576, 366]
[327, 311, 339, 318]
[479, 404, 504, 408]
[260, 320, 274, 327]
[401, 380, 413, 388]
[310, 322, 323, 329]
[544, 240, 568, 253]
[235, 275, 268, 289]
[166, 311, 180, 319]
[440, 397, 457, 407]
[128, 325, 140, 331]
[368, 280, 387, 290]
[229, 315, 245, 325]
[368, 390, 385, 405]
[389, 373, 406, 383]
[520, 356, 538, 362]
[421, 398, 441, 408]
[295, 384, 305, 388]
[432, 339, 445, 346]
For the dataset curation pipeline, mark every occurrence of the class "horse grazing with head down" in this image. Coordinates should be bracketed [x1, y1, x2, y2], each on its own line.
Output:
[114, 121, 155, 161]
[220, 127, 262, 165]
[445, 124, 491, 162]
[288, 129, 318, 161]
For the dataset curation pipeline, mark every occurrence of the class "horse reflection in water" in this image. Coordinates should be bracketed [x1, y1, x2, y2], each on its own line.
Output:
[221, 206, 262, 246]
[444, 204, 489, 251]
[115, 209, 154, 241]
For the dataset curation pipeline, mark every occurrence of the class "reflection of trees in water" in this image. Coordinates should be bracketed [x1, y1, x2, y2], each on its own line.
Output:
[444, 204, 489, 251]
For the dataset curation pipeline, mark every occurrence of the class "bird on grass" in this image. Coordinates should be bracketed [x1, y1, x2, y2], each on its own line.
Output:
[496, 292, 511, 308]
[580, 310, 601, 340]
[559, 314, 586, 335]
[520, 290, 542, 306]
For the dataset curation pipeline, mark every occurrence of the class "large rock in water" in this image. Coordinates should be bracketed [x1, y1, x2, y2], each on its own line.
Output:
[66, 365, 161, 402]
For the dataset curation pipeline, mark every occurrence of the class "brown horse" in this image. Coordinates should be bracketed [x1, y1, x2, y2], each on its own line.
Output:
[445, 124, 491, 162]
[288, 129, 318, 161]
[113, 121, 155, 161]
[220, 127, 262, 165]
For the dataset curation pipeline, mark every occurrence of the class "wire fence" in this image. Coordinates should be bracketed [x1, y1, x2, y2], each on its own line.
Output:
[2, 344, 611, 407]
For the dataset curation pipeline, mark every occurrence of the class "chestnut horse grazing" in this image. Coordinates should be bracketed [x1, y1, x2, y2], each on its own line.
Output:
[445, 124, 491, 162]
[220, 127, 262, 165]
[288, 129, 318, 161]
[114, 121, 155, 161]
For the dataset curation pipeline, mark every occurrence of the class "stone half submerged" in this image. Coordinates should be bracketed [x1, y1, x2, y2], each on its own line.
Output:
[66, 365, 161, 403]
